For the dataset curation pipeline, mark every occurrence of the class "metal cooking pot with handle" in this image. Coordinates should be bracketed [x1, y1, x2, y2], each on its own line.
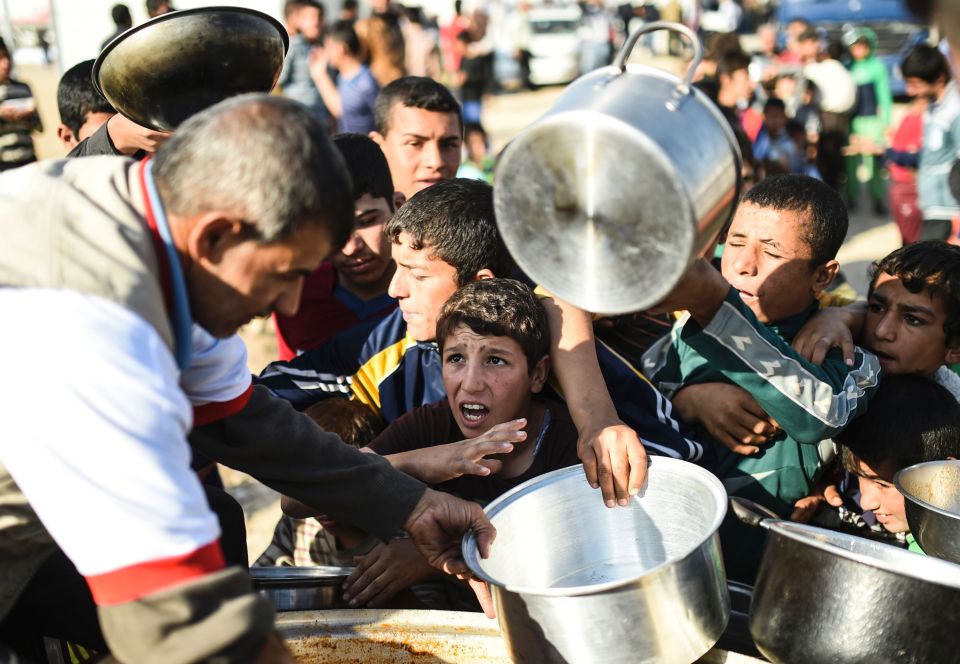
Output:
[494, 21, 741, 315]
[463, 459, 729, 664]
[733, 497, 960, 664]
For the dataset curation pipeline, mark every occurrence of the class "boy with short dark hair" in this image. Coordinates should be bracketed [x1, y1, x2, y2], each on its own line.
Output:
[340, 278, 580, 608]
[837, 374, 960, 553]
[273, 133, 402, 359]
[56, 59, 116, 152]
[643, 174, 879, 515]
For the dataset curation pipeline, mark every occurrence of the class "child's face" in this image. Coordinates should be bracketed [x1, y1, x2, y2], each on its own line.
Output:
[0, 51, 10, 83]
[465, 130, 487, 162]
[371, 104, 462, 199]
[721, 202, 835, 324]
[850, 40, 870, 61]
[388, 232, 462, 341]
[763, 108, 787, 136]
[441, 324, 548, 437]
[864, 272, 960, 375]
[331, 193, 395, 292]
[855, 458, 909, 533]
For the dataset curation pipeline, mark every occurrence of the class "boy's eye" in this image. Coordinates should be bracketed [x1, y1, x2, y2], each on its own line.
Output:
[867, 302, 884, 314]
[904, 314, 925, 326]
[764, 251, 782, 259]
[445, 353, 464, 364]
[487, 356, 507, 366]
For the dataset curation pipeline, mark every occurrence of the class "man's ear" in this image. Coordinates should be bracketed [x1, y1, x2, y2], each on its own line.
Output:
[369, 130, 385, 147]
[392, 191, 406, 210]
[472, 268, 495, 282]
[57, 124, 77, 151]
[529, 355, 551, 394]
[184, 212, 249, 265]
[812, 259, 840, 294]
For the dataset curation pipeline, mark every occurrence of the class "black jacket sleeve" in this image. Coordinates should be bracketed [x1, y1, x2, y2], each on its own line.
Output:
[188, 386, 426, 540]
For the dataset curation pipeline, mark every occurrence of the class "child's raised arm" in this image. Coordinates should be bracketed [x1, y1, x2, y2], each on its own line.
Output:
[791, 301, 867, 366]
[382, 419, 528, 484]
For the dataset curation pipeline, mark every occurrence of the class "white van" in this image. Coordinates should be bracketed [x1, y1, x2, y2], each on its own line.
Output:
[527, 5, 582, 87]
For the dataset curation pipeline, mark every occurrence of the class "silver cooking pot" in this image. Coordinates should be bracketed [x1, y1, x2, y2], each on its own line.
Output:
[462, 459, 729, 663]
[494, 22, 741, 315]
[733, 498, 960, 663]
[895, 460, 960, 563]
[250, 566, 353, 612]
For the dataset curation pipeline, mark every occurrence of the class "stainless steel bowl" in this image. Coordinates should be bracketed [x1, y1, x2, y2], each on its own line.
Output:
[895, 460, 960, 563]
[94, 6, 288, 131]
[463, 459, 729, 664]
[250, 566, 353, 612]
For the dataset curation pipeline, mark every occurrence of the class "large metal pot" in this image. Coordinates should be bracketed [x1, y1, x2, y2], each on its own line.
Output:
[462, 459, 729, 663]
[895, 460, 960, 563]
[250, 566, 353, 612]
[493, 22, 740, 315]
[734, 498, 960, 663]
[94, 7, 288, 132]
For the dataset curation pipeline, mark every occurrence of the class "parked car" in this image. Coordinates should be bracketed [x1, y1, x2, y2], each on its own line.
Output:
[527, 5, 582, 87]
[777, 0, 930, 96]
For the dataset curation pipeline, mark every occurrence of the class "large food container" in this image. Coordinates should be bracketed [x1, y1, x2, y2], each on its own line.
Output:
[463, 459, 730, 663]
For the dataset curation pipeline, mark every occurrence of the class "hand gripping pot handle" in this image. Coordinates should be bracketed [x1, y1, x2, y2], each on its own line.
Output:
[612, 21, 703, 112]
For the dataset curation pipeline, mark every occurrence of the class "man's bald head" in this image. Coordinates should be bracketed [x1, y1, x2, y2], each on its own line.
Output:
[153, 94, 353, 248]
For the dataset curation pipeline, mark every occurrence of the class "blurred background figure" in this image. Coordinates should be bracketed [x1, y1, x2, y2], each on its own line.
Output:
[102, 4, 132, 49]
[0, 38, 41, 172]
[401, 6, 442, 80]
[358, 0, 406, 86]
[578, 0, 613, 74]
[279, 0, 331, 129]
[340, 0, 360, 24]
[456, 122, 494, 183]
[145, 0, 174, 19]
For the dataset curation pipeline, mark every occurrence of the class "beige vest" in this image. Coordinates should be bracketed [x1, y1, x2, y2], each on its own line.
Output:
[0, 157, 172, 617]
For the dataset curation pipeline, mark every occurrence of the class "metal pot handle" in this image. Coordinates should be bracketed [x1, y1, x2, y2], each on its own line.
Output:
[730, 497, 779, 530]
[612, 20, 703, 111]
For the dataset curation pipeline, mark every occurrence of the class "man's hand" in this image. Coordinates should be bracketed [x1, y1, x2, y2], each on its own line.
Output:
[792, 305, 860, 366]
[392, 419, 527, 484]
[403, 489, 496, 616]
[672, 383, 778, 455]
[106, 113, 171, 155]
[342, 538, 435, 608]
[791, 484, 843, 522]
[577, 421, 647, 508]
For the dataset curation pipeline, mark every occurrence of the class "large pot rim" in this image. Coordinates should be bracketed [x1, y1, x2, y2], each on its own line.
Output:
[764, 520, 960, 588]
[462, 459, 727, 596]
[894, 459, 960, 521]
[250, 565, 354, 588]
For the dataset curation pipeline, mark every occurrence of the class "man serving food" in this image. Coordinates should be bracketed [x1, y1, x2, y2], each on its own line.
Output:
[0, 94, 494, 663]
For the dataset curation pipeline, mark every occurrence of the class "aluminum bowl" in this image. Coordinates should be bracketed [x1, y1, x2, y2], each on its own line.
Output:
[895, 460, 960, 563]
[250, 566, 353, 612]
[463, 459, 729, 664]
[94, 6, 288, 131]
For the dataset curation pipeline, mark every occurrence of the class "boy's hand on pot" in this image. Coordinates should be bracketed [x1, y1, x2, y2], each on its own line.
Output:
[578, 420, 647, 508]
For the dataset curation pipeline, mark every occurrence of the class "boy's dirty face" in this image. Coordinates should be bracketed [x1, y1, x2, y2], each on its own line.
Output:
[855, 458, 909, 533]
[720, 202, 829, 324]
[442, 324, 548, 437]
[388, 232, 460, 341]
[863, 272, 960, 375]
[331, 193, 394, 293]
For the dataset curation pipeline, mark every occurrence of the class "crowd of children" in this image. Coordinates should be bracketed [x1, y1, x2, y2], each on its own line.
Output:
[13, 4, 960, 641]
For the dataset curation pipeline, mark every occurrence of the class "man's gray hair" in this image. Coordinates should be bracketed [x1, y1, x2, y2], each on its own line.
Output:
[152, 94, 353, 246]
